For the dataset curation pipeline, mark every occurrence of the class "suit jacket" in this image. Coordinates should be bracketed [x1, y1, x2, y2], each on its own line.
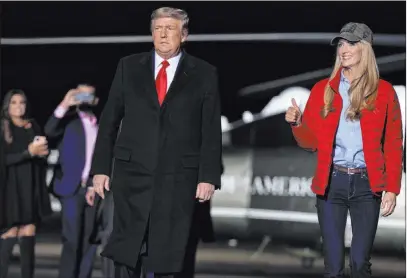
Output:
[90, 50, 222, 273]
[44, 112, 90, 197]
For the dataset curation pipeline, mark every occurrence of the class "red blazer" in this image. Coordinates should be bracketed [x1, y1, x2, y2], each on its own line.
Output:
[292, 69, 403, 196]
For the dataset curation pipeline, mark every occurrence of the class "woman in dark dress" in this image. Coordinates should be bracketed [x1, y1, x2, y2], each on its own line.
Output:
[0, 89, 52, 278]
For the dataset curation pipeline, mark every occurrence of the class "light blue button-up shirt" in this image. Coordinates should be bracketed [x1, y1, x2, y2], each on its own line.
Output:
[332, 71, 366, 168]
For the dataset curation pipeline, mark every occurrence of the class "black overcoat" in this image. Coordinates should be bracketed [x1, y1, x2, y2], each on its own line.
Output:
[90, 50, 222, 273]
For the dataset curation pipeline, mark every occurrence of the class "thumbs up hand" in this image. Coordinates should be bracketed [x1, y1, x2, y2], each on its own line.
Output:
[285, 98, 302, 125]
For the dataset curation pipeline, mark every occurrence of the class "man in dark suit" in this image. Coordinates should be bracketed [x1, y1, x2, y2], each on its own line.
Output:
[44, 85, 100, 278]
[90, 6, 222, 278]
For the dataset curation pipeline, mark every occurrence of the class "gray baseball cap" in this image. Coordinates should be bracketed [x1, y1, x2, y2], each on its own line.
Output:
[330, 22, 373, 45]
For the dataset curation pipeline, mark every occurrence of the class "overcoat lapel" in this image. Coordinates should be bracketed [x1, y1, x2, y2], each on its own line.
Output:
[162, 51, 196, 107]
[139, 52, 160, 109]
[138, 49, 197, 111]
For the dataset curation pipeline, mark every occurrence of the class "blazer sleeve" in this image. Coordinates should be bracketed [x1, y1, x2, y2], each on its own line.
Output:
[44, 112, 70, 139]
[291, 82, 320, 152]
[383, 87, 403, 195]
[90, 59, 125, 177]
[198, 68, 222, 189]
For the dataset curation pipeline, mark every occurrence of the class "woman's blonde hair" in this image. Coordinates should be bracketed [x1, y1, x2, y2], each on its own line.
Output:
[322, 40, 379, 120]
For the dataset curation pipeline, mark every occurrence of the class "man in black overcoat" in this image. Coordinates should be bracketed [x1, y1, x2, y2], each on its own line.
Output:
[90, 6, 222, 278]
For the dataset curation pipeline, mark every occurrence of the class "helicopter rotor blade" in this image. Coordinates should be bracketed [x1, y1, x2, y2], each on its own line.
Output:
[239, 53, 406, 98]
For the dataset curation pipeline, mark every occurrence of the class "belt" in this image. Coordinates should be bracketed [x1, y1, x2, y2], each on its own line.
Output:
[333, 164, 366, 175]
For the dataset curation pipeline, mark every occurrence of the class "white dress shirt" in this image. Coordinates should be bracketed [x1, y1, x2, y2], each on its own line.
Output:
[154, 51, 182, 93]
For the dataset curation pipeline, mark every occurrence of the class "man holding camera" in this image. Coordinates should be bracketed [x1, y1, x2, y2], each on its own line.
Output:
[44, 85, 100, 278]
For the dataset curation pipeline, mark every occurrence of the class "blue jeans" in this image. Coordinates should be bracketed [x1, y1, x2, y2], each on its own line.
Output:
[316, 168, 381, 278]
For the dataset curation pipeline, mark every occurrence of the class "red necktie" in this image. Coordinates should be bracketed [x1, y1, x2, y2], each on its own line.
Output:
[155, 60, 170, 106]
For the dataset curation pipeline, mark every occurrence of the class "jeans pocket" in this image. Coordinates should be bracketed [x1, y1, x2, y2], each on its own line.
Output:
[360, 171, 369, 180]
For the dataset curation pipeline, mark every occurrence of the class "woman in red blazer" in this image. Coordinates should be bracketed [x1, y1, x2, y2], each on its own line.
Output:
[285, 22, 403, 277]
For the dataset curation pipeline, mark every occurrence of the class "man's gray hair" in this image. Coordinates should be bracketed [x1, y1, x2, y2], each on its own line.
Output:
[150, 7, 189, 35]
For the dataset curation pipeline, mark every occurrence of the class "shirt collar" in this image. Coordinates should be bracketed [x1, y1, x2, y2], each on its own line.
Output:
[340, 68, 351, 84]
[79, 111, 97, 125]
[154, 51, 182, 69]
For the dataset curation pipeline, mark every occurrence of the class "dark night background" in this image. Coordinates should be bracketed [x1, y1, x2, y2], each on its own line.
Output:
[1, 1, 405, 131]
[0, 4, 406, 276]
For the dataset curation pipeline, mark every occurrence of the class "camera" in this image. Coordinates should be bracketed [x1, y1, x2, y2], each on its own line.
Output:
[74, 92, 95, 104]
